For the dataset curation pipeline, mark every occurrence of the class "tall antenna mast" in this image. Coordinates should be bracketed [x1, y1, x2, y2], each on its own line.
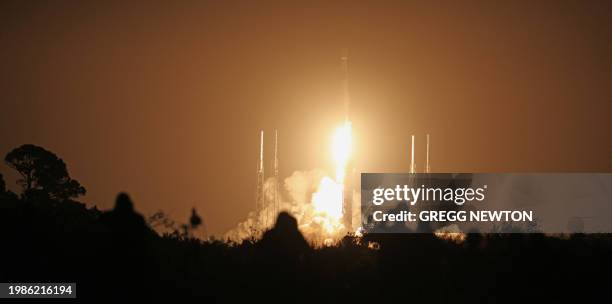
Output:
[410, 135, 416, 174]
[426, 134, 430, 173]
[273, 129, 279, 222]
[259, 130, 264, 175]
[256, 130, 266, 231]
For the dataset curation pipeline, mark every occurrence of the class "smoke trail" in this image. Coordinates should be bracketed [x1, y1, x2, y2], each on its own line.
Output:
[224, 169, 359, 245]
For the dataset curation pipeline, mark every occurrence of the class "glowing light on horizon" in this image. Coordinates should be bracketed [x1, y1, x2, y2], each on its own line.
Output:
[309, 121, 352, 238]
[312, 176, 343, 220]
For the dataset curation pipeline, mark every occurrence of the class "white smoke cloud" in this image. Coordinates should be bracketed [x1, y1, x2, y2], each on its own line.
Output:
[224, 169, 359, 245]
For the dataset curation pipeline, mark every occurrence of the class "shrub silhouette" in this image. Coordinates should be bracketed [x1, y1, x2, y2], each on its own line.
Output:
[0, 144, 610, 302]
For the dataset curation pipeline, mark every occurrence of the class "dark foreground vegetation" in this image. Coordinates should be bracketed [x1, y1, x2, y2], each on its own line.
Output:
[0, 144, 610, 302]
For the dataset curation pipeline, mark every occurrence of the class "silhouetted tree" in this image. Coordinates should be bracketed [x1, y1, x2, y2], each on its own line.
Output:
[0, 172, 18, 201]
[4, 144, 85, 200]
[148, 210, 180, 235]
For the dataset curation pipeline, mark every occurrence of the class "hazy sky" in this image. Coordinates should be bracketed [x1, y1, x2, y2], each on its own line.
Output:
[1, 1, 611, 235]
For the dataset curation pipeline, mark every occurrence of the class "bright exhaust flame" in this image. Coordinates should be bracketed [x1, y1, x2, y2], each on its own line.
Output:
[226, 122, 355, 244]
[332, 122, 352, 183]
[310, 121, 352, 239]
[312, 177, 343, 220]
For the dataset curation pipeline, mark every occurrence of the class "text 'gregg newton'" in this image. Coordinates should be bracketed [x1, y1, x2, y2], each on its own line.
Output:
[372, 210, 534, 222]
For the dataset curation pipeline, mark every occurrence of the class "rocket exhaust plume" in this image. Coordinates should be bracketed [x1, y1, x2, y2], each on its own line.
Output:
[304, 49, 356, 236]
[340, 48, 353, 231]
[227, 51, 358, 244]
[305, 48, 355, 237]
[228, 126, 357, 244]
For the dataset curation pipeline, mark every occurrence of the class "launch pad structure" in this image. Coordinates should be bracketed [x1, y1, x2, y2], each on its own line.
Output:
[254, 129, 281, 232]
[410, 134, 431, 175]
[254, 51, 434, 235]
[254, 51, 357, 234]
[255, 130, 265, 231]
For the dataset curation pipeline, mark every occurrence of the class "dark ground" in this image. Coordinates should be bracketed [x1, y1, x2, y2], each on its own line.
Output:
[0, 189, 610, 302]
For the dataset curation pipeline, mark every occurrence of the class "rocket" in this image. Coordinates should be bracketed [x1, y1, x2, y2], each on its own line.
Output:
[341, 49, 353, 231]
[341, 48, 350, 122]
